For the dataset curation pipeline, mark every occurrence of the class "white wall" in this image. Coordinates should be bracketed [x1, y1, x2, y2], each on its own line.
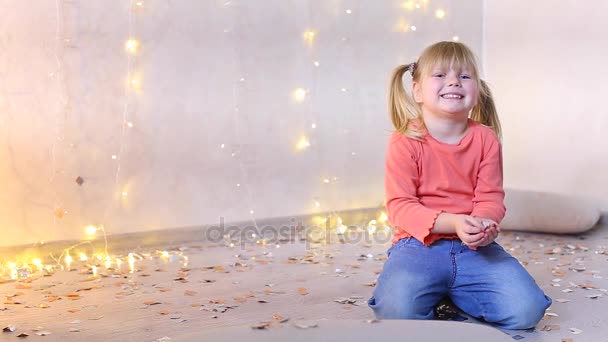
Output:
[483, 1, 608, 209]
[0, 1, 483, 247]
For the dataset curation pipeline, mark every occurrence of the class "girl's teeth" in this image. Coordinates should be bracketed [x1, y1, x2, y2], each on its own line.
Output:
[441, 94, 463, 99]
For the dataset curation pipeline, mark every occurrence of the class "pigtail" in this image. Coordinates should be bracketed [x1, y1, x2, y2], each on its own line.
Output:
[388, 63, 424, 138]
[471, 80, 502, 140]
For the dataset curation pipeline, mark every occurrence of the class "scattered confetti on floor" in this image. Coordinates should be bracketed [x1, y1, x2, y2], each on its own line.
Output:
[1, 218, 606, 341]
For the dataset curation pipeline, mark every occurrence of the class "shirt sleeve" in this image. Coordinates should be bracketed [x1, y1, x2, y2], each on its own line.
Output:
[385, 134, 442, 245]
[470, 132, 506, 223]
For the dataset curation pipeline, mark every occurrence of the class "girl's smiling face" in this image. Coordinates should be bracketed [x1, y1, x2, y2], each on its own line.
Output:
[413, 64, 479, 120]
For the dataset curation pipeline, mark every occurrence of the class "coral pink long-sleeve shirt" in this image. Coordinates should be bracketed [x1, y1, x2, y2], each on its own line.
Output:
[386, 119, 506, 246]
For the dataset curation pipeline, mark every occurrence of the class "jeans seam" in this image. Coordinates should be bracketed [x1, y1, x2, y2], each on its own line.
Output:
[448, 253, 456, 288]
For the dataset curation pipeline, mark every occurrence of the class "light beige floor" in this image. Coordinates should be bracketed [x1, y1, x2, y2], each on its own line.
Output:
[1, 216, 606, 341]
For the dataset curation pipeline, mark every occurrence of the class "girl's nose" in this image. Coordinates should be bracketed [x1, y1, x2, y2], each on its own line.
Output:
[447, 76, 461, 87]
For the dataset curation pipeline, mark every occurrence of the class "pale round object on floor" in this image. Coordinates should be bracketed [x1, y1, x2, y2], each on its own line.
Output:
[501, 188, 601, 233]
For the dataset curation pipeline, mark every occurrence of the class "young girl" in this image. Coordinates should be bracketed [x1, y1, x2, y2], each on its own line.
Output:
[367, 41, 552, 330]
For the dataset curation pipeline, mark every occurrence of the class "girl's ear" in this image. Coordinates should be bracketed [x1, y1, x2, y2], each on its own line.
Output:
[412, 81, 423, 103]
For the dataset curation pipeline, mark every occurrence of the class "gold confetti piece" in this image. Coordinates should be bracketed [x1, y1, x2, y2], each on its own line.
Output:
[67, 308, 80, 313]
[38, 303, 50, 308]
[251, 322, 272, 330]
[184, 290, 197, 296]
[159, 310, 170, 315]
[70, 320, 81, 324]
[297, 288, 309, 295]
[209, 299, 225, 304]
[541, 325, 560, 331]
[47, 296, 61, 302]
[213, 266, 227, 273]
[569, 327, 583, 334]
[88, 316, 104, 320]
[234, 297, 248, 303]
[3, 325, 17, 332]
[15, 284, 32, 290]
[69, 328, 80, 332]
[159, 288, 172, 293]
[143, 301, 162, 305]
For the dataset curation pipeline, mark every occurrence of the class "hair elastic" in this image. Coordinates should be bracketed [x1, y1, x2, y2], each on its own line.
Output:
[407, 62, 417, 75]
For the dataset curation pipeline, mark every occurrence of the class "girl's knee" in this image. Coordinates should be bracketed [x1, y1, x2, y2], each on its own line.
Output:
[368, 295, 435, 320]
[494, 295, 552, 330]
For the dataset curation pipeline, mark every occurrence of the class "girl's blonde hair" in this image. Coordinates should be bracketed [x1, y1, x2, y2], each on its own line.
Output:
[389, 41, 501, 139]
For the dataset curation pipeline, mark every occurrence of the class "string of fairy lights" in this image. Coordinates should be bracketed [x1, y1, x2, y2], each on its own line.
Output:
[0, 0, 458, 280]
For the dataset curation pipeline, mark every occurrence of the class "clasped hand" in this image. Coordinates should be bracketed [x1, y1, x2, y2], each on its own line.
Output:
[454, 215, 500, 250]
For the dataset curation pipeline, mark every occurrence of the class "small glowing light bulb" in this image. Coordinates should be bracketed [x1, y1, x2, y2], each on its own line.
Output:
[311, 123, 317, 129]
[341, 87, 348, 92]
[128, 253, 135, 273]
[250, 210, 255, 215]
[92, 265, 98, 277]
[127, 122, 134, 128]
[8, 262, 18, 280]
[85, 225, 98, 236]
[111, 155, 117, 160]
[411, 25, 417, 31]
[79, 253, 88, 261]
[323, 178, 330, 184]
[302, 30, 316, 44]
[220, 143, 225, 148]
[367, 220, 378, 234]
[116, 258, 123, 271]
[293, 88, 307, 101]
[161, 251, 169, 258]
[378, 212, 389, 224]
[452, 36, 460, 41]
[33, 259, 42, 268]
[135, 1, 143, 6]
[105, 256, 112, 269]
[65, 254, 73, 269]
[313, 61, 320, 67]
[125, 39, 139, 54]
[296, 136, 311, 150]
[336, 217, 348, 234]
[96, 254, 103, 261]
[435, 9, 446, 19]
[345, 9, 352, 14]
[122, 191, 128, 197]
[415, 3, 421, 9]
[314, 200, 321, 208]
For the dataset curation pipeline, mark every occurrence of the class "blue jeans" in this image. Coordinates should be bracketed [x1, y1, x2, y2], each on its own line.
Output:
[368, 237, 552, 330]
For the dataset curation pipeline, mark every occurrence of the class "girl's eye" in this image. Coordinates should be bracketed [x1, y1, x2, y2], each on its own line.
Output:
[432, 74, 445, 78]
[460, 75, 471, 79]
